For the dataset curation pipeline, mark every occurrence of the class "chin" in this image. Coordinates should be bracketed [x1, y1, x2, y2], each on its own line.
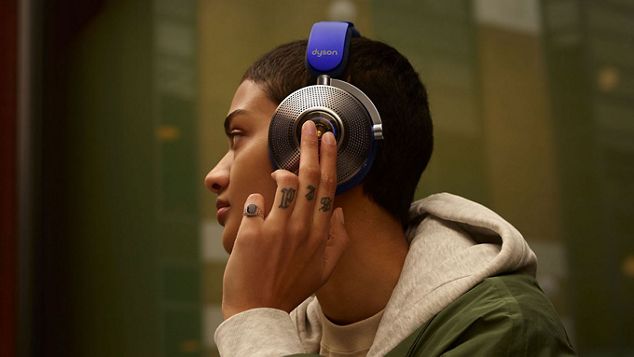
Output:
[221, 230, 236, 254]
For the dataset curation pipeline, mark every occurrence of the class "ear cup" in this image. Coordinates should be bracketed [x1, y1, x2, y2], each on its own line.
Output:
[268, 84, 375, 189]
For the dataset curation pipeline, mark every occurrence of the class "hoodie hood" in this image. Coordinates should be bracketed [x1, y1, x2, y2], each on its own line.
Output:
[367, 192, 537, 355]
[292, 192, 537, 356]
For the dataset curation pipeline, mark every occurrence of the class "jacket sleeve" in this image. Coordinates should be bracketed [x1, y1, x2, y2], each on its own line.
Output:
[214, 308, 308, 356]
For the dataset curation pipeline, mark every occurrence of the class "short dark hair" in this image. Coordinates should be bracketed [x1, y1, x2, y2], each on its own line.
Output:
[242, 37, 433, 229]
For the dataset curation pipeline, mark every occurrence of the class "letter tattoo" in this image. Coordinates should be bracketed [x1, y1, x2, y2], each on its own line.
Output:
[279, 188, 296, 208]
[319, 197, 332, 212]
[305, 185, 316, 201]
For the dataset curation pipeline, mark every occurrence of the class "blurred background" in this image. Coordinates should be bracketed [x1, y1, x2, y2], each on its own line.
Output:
[1, 0, 633, 356]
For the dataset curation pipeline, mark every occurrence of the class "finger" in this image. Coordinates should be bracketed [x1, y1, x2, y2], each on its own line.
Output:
[291, 120, 321, 225]
[266, 169, 299, 223]
[236, 193, 265, 237]
[322, 208, 349, 281]
[312, 131, 338, 238]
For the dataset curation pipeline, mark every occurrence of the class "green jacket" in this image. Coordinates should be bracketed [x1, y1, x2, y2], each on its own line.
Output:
[385, 273, 576, 356]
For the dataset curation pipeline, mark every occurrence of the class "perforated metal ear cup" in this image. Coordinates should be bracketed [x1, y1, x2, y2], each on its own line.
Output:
[269, 78, 382, 191]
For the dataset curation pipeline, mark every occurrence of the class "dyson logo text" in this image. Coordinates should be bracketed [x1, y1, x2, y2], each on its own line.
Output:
[312, 49, 339, 57]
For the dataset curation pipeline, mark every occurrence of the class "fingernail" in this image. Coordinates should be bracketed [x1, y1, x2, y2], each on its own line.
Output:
[337, 208, 345, 224]
[303, 120, 316, 136]
[322, 132, 335, 145]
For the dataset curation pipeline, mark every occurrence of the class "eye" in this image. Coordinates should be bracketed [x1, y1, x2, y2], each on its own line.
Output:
[228, 129, 244, 148]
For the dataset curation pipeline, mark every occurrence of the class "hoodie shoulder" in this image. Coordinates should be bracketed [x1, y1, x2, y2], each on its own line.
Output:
[386, 273, 576, 356]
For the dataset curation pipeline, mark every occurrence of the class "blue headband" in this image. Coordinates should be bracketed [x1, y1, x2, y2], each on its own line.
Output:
[306, 22, 360, 78]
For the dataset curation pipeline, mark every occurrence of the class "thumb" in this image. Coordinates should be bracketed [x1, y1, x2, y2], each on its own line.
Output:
[322, 208, 349, 281]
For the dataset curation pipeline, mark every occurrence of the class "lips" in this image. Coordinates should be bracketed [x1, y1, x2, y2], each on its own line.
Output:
[216, 199, 230, 226]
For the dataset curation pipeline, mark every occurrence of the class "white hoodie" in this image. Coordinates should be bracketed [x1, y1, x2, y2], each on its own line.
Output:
[214, 193, 537, 356]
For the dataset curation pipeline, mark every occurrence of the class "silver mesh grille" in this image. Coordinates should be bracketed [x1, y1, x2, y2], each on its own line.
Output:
[269, 85, 373, 185]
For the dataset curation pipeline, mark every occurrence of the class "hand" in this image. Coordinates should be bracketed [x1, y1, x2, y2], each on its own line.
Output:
[221, 120, 349, 319]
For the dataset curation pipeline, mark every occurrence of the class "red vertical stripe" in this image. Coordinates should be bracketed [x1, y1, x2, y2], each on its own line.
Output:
[0, 0, 18, 356]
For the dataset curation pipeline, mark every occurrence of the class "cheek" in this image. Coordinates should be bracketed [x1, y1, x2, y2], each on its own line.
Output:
[222, 139, 277, 253]
[233, 143, 277, 206]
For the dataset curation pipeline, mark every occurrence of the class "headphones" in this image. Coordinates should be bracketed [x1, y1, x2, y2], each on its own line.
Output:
[268, 21, 384, 194]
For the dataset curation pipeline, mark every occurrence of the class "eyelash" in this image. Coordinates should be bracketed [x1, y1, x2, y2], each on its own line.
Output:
[228, 129, 243, 147]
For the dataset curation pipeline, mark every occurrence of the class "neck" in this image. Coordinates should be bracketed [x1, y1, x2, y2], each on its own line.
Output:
[316, 188, 409, 325]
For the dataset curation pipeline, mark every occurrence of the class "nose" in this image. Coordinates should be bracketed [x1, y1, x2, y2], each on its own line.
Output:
[205, 152, 231, 194]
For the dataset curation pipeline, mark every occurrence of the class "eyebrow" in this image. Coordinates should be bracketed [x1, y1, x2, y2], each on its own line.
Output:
[223, 109, 248, 136]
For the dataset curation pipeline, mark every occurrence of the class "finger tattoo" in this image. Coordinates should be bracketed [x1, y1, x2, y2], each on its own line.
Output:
[319, 197, 332, 212]
[305, 185, 316, 201]
[279, 188, 297, 208]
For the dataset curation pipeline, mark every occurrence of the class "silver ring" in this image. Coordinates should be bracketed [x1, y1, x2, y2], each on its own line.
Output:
[244, 203, 263, 218]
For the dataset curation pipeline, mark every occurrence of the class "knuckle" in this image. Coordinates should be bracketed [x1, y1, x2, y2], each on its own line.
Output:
[302, 165, 320, 182]
[234, 231, 258, 249]
[247, 193, 263, 202]
[262, 224, 283, 239]
[320, 173, 336, 187]
[276, 170, 299, 187]
[238, 224, 260, 238]
[288, 223, 307, 238]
